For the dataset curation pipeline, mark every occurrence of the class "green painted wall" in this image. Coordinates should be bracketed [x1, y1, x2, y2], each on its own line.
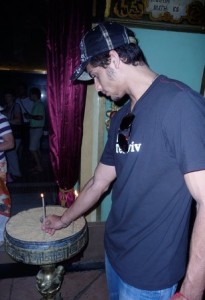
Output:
[133, 28, 205, 92]
[100, 28, 205, 221]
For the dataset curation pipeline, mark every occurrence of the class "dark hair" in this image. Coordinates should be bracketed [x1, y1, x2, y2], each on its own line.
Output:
[30, 87, 41, 99]
[18, 83, 27, 90]
[89, 43, 148, 69]
[4, 88, 16, 97]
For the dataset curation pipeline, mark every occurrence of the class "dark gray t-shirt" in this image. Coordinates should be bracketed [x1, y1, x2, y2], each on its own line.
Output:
[101, 75, 205, 290]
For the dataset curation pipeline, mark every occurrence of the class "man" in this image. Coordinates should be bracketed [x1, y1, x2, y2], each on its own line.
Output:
[16, 83, 33, 123]
[25, 87, 45, 173]
[16, 83, 33, 160]
[42, 22, 205, 299]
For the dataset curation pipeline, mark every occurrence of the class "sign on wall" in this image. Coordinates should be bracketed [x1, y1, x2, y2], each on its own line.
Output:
[104, 0, 205, 33]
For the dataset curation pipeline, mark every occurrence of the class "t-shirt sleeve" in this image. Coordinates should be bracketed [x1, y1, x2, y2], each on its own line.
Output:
[100, 116, 117, 166]
[162, 90, 205, 174]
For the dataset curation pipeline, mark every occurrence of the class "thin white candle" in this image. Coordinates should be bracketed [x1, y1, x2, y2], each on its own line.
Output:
[40, 193, 46, 220]
[74, 190, 79, 199]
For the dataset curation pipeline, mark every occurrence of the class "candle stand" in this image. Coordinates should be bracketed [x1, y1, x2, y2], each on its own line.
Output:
[4, 206, 88, 300]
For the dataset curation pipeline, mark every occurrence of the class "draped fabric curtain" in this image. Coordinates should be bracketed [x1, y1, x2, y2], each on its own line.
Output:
[46, 0, 92, 207]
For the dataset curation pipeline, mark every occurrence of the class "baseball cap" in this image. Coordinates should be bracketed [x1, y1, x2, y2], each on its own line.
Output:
[70, 22, 137, 81]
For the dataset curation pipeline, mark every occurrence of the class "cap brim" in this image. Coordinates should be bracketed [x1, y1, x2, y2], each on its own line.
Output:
[77, 71, 92, 81]
[70, 61, 92, 82]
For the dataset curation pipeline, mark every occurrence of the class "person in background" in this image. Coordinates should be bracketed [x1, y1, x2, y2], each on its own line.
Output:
[25, 87, 45, 173]
[0, 110, 14, 246]
[16, 83, 33, 155]
[3, 89, 22, 181]
[42, 23, 205, 300]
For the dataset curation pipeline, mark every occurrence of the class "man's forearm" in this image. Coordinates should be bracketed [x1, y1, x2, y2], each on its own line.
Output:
[60, 177, 106, 226]
[180, 204, 205, 299]
[0, 136, 14, 151]
[42, 163, 116, 235]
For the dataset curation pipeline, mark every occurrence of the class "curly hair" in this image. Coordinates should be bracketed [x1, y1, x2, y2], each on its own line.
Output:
[89, 43, 148, 69]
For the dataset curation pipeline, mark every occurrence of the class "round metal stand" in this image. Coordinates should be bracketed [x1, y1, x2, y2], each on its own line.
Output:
[4, 207, 88, 300]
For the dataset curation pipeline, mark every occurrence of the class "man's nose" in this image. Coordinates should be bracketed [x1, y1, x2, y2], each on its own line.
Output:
[94, 79, 102, 92]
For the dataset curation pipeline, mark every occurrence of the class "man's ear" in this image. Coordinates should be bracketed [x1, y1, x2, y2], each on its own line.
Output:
[109, 50, 120, 69]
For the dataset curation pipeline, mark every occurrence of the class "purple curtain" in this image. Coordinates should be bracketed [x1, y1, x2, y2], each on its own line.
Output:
[46, 0, 92, 207]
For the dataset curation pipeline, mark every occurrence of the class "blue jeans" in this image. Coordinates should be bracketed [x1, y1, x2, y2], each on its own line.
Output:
[105, 254, 177, 300]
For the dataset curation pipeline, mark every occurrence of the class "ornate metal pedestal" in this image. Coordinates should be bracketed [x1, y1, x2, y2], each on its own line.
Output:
[4, 206, 88, 300]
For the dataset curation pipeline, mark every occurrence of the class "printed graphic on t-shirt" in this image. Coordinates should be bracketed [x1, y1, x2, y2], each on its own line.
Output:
[116, 140, 142, 154]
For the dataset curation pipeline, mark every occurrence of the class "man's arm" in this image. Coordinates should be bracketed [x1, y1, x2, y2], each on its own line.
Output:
[0, 133, 14, 151]
[42, 162, 116, 235]
[179, 170, 205, 300]
[24, 113, 43, 120]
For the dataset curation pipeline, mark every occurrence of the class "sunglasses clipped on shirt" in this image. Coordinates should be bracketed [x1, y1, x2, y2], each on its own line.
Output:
[118, 113, 135, 152]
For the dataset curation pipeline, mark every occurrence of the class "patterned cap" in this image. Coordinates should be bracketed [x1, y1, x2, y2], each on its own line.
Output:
[70, 22, 137, 81]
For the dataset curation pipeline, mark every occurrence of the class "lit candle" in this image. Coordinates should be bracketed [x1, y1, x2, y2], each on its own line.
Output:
[40, 193, 46, 220]
[74, 190, 79, 199]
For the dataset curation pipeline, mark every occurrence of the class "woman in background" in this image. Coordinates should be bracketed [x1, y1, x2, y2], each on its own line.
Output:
[0, 109, 14, 246]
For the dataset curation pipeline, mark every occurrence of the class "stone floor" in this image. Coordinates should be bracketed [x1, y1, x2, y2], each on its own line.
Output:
[0, 267, 108, 300]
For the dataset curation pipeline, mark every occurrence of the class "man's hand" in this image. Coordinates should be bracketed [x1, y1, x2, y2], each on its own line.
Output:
[41, 214, 67, 235]
[170, 293, 188, 300]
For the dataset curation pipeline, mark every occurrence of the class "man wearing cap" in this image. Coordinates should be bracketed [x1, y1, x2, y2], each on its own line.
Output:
[43, 22, 205, 300]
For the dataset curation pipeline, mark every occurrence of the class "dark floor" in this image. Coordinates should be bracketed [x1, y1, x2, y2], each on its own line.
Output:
[17, 136, 55, 184]
[0, 266, 108, 300]
[0, 142, 108, 300]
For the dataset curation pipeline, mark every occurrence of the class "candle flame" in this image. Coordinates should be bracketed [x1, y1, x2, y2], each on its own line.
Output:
[74, 190, 78, 198]
[40, 193, 44, 198]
